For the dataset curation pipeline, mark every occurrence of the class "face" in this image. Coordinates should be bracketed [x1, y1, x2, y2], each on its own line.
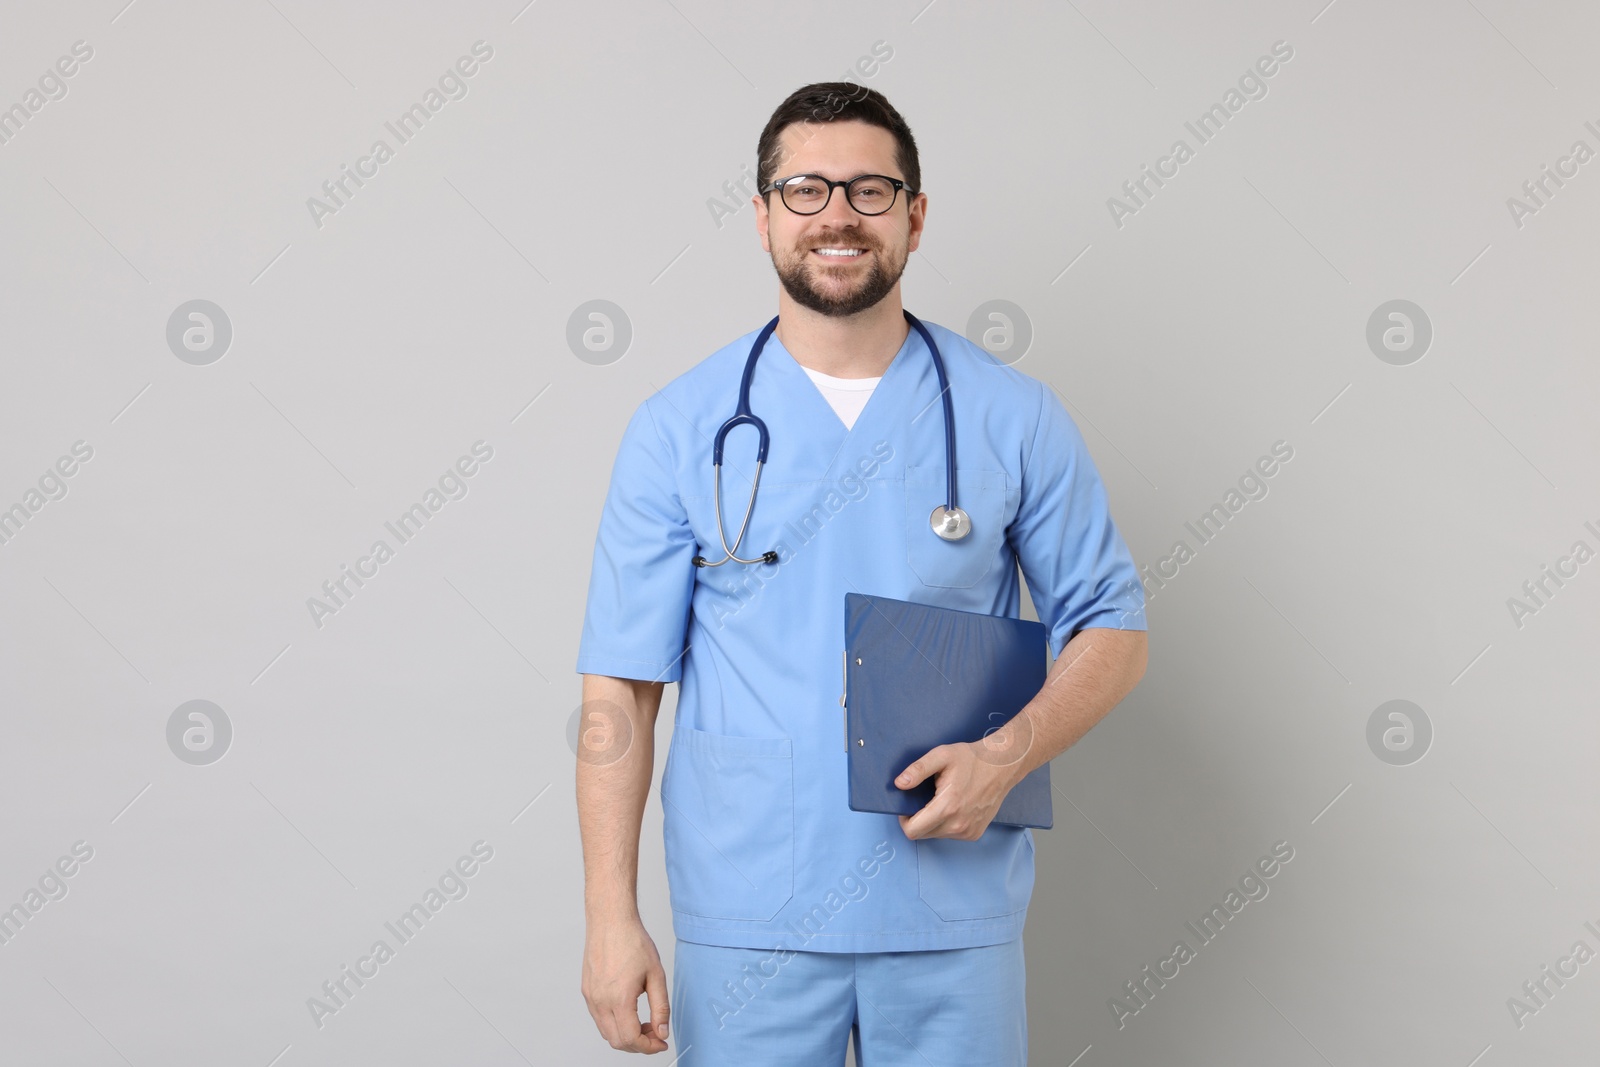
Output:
[755, 120, 925, 318]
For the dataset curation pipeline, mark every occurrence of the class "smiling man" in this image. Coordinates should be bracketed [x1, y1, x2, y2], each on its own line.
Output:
[577, 83, 1148, 1064]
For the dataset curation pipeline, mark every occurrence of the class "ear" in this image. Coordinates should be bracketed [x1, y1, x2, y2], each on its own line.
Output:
[904, 191, 928, 255]
[754, 192, 772, 254]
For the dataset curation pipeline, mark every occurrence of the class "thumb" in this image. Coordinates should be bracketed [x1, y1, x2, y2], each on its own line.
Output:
[645, 960, 671, 1040]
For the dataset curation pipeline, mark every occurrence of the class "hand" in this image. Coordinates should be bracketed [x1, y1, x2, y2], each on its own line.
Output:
[894, 739, 1022, 841]
[582, 913, 671, 1054]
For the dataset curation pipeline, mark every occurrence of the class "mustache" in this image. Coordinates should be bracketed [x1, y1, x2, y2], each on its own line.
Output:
[806, 231, 877, 251]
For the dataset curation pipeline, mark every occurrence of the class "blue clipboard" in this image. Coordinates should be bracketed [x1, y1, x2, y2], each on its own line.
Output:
[842, 592, 1054, 829]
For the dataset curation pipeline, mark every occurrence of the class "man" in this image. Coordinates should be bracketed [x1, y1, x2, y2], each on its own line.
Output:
[577, 82, 1148, 1064]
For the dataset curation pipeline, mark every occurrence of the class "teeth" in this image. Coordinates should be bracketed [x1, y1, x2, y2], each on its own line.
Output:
[815, 248, 864, 257]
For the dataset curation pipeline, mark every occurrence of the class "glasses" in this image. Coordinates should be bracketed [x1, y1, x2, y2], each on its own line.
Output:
[761, 173, 914, 216]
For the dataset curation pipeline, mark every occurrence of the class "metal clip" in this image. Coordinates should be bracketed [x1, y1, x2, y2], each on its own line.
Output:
[841, 648, 849, 752]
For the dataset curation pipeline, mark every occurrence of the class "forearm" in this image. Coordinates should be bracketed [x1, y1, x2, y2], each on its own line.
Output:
[993, 627, 1148, 788]
[576, 674, 664, 923]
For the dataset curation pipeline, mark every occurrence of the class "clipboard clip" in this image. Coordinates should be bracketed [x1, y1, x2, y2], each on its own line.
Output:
[840, 648, 849, 752]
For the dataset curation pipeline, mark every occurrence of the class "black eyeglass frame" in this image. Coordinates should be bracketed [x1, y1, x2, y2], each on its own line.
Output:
[759, 173, 917, 216]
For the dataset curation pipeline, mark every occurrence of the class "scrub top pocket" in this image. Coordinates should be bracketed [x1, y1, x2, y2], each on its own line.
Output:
[661, 724, 795, 921]
[915, 825, 1035, 921]
[905, 465, 1012, 588]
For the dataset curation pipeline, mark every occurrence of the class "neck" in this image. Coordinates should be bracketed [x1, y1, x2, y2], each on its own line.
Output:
[774, 288, 909, 379]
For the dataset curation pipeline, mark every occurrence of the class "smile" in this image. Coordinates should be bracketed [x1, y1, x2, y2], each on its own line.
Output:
[812, 247, 866, 258]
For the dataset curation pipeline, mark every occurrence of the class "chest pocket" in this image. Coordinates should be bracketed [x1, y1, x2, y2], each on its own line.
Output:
[904, 465, 1014, 588]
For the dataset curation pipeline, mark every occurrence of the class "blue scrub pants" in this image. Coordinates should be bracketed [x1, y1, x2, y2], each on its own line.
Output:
[669, 936, 1027, 1066]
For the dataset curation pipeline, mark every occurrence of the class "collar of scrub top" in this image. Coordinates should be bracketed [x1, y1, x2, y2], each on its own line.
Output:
[691, 309, 970, 569]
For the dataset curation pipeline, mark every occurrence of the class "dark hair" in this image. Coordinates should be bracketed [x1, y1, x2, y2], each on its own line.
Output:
[755, 82, 921, 200]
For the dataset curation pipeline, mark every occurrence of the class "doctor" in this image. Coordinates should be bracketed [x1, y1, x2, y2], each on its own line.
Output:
[577, 82, 1148, 1064]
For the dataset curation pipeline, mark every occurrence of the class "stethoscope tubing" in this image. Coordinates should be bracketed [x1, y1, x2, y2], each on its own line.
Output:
[905, 311, 958, 515]
[694, 309, 955, 568]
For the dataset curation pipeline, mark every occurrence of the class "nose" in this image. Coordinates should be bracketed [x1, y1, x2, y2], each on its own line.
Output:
[814, 183, 861, 226]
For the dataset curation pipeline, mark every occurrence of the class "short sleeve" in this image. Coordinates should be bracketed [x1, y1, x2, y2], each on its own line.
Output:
[1008, 380, 1146, 659]
[575, 399, 698, 683]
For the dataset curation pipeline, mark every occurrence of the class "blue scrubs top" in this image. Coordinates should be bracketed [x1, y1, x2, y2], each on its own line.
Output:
[577, 318, 1147, 953]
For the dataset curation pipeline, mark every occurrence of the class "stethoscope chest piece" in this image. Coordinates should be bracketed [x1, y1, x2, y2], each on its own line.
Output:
[929, 505, 971, 541]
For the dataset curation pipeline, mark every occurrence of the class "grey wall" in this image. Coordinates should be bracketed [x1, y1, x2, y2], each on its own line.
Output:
[2, 1, 1596, 1064]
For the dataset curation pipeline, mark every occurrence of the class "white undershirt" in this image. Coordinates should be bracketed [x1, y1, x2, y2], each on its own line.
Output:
[800, 366, 881, 431]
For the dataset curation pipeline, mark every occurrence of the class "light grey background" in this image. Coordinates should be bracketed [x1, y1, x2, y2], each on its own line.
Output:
[2, 1, 1596, 1064]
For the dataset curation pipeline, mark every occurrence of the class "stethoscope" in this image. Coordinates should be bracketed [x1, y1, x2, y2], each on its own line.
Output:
[693, 309, 969, 568]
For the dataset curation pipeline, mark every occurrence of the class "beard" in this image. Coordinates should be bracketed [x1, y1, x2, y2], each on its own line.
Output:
[771, 229, 908, 317]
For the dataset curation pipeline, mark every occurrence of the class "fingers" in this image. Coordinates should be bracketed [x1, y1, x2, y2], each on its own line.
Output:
[645, 959, 671, 1041]
[904, 810, 984, 841]
[602, 1000, 668, 1054]
[899, 798, 943, 840]
[896, 744, 951, 789]
[588, 983, 669, 1054]
[902, 806, 952, 841]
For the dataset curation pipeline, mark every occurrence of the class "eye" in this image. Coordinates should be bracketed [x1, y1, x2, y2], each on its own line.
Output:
[849, 177, 895, 202]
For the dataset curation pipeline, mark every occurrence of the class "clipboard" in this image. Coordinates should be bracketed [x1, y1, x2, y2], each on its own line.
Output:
[841, 592, 1054, 829]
